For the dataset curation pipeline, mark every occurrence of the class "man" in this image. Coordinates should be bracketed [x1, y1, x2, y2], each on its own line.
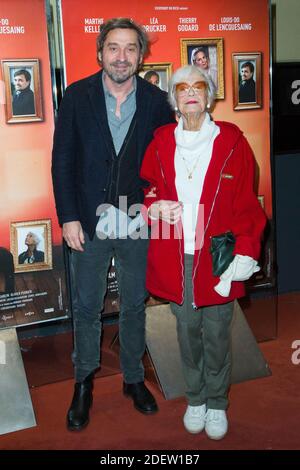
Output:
[239, 61, 256, 103]
[52, 17, 175, 431]
[143, 70, 160, 87]
[191, 47, 218, 89]
[0, 247, 15, 294]
[18, 232, 44, 265]
[12, 69, 35, 115]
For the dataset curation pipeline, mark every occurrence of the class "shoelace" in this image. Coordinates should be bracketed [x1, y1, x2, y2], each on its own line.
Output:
[205, 410, 223, 423]
[189, 406, 206, 417]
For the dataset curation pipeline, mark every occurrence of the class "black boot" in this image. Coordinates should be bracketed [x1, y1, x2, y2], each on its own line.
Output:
[67, 372, 94, 431]
[123, 381, 158, 414]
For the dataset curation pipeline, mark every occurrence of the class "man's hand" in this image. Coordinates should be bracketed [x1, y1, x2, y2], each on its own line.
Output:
[63, 221, 85, 251]
[149, 200, 183, 225]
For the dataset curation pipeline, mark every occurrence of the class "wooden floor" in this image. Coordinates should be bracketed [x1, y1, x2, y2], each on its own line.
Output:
[0, 292, 299, 452]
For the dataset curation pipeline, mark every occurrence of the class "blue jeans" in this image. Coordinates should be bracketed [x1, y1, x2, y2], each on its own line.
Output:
[70, 233, 149, 383]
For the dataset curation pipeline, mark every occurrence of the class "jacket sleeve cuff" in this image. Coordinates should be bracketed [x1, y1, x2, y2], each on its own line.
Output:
[58, 214, 80, 226]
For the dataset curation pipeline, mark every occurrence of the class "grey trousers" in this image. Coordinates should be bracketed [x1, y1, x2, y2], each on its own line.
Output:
[170, 254, 233, 410]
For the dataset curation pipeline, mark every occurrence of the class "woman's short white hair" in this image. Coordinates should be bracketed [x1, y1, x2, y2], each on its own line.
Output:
[27, 231, 41, 245]
[168, 65, 216, 110]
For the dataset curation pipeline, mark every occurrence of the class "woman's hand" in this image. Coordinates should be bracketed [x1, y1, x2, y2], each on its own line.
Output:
[149, 200, 183, 225]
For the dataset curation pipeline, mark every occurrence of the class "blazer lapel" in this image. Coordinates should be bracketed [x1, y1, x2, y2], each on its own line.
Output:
[87, 70, 114, 154]
[136, 77, 152, 161]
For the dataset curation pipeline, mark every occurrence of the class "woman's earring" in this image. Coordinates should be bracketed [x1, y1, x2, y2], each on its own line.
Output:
[207, 103, 211, 109]
[175, 106, 181, 117]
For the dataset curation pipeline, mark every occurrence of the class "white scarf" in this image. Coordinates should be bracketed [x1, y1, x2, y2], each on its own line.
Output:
[174, 112, 219, 162]
[174, 112, 220, 254]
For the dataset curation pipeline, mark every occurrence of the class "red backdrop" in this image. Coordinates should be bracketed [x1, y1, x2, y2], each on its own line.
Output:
[61, 0, 271, 217]
[0, 0, 61, 248]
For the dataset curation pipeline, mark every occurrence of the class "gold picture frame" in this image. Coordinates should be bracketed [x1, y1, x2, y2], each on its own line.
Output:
[10, 219, 52, 273]
[139, 62, 172, 92]
[180, 38, 224, 99]
[232, 52, 262, 110]
[1, 58, 43, 123]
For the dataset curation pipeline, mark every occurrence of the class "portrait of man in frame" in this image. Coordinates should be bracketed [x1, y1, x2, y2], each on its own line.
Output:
[139, 62, 172, 92]
[1, 58, 43, 123]
[232, 52, 262, 110]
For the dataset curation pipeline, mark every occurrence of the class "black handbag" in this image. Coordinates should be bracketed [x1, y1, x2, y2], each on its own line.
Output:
[210, 231, 236, 277]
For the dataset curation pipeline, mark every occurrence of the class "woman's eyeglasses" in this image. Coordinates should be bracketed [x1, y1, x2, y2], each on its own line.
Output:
[175, 81, 207, 96]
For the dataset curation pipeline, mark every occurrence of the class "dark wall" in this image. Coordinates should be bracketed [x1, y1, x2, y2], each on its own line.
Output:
[275, 153, 300, 293]
[273, 62, 300, 293]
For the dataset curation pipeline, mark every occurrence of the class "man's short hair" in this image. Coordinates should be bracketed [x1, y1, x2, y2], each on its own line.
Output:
[241, 61, 254, 74]
[96, 17, 149, 63]
[14, 69, 31, 82]
[144, 70, 160, 82]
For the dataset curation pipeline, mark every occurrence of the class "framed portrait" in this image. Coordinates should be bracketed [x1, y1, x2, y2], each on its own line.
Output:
[232, 52, 262, 110]
[0, 58, 43, 123]
[139, 62, 172, 92]
[10, 219, 52, 273]
[180, 38, 224, 99]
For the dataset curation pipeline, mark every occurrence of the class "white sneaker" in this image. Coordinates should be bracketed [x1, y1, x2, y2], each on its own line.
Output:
[205, 409, 228, 440]
[183, 404, 206, 434]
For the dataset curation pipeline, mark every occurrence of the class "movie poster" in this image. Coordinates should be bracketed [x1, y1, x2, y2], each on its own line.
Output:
[0, 0, 69, 328]
[60, 0, 273, 292]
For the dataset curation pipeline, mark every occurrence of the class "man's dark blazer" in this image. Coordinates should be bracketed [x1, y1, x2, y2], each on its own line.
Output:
[12, 87, 35, 115]
[239, 78, 256, 103]
[52, 70, 175, 239]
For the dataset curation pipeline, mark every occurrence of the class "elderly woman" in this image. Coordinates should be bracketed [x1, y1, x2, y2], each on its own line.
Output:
[140, 65, 266, 440]
[18, 232, 44, 264]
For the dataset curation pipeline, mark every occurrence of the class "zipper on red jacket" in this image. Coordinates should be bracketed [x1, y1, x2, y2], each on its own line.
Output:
[192, 146, 236, 308]
[156, 148, 184, 304]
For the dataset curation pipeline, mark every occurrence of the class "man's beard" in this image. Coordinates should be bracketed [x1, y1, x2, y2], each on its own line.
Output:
[104, 60, 137, 84]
